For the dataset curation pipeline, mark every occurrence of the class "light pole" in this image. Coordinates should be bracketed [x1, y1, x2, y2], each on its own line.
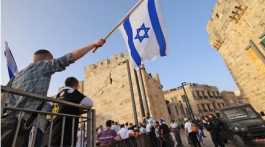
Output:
[181, 82, 195, 120]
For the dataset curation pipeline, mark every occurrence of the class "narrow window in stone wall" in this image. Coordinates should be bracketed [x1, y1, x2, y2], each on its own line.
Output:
[202, 91, 208, 99]
[196, 91, 201, 99]
[109, 73, 112, 84]
[207, 91, 212, 98]
[212, 102, 216, 109]
[202, 104, 207, 112]
[218, 103, 222, 108]
[212, 91, 216, 98]
[216, 91, 221, 98]
[197, 104, 202, 113]
[192, 91, 197, 99]
[261, 37, 265, 48]
[246, 40, 265, 72]
[201, 91, 205, 98]
[207, 104, 211, 112]
[214, 91, 217, 98]
[260, 33, 265, 48]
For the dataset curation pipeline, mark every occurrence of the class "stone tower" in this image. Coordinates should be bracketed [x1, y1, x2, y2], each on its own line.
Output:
[207, 0, 265, 113]
[83, 53, 170, 125]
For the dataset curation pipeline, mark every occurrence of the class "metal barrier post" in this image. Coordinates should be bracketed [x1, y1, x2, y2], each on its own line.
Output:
[60, 116, 66, 147]
[71, 117, 75, 147]
[12, 112, 23, 147]
[86, 110, 92, 147]
[81, 122, 84, 147]
[92, 109, 96, 147]
[48, 116, 54, 147]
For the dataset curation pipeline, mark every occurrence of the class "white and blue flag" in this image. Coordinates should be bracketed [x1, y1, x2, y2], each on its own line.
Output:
[120, 0, 167, 67]
[4, 41, 18, 79]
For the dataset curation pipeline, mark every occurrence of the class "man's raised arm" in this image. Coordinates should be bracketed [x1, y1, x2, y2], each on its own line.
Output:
[71, 38, 105, 61]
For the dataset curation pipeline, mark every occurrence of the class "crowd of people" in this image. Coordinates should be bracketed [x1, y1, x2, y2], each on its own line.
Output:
[96, 118, 182, 147]
[96, 113, 228, 147]
[96, 118, 175, 146]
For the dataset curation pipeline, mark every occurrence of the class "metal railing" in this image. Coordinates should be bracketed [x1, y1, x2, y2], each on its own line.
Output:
[1, 86, 96, 147]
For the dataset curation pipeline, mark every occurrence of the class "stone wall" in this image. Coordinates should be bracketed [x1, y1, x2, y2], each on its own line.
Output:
[207, 0, 265, 113]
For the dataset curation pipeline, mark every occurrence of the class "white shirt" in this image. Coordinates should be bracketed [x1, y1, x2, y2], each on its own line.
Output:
[146, 123, 152, 133]
[80, 97, 93, 107]
[184, 121, 192, 133]
[170, 122, 177, 129]
[111, 125, 120, 133]
[117, 127, 129, 139]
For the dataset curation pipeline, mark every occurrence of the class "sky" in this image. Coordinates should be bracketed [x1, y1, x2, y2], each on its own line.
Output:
[1, 0, 238, 96]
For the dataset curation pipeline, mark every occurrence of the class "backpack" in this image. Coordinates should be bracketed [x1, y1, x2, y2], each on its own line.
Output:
[51, 90, 65, 114]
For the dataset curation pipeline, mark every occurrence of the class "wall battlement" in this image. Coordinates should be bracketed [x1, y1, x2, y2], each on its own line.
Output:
[85, 53, 128, 73]
[85, 53, 161, 83]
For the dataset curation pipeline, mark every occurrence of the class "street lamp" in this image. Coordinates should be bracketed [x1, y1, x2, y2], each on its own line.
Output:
[181, 82, 195, 120]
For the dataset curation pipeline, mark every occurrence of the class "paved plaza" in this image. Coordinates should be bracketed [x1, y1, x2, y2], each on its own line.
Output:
[179, 130, 265, 147]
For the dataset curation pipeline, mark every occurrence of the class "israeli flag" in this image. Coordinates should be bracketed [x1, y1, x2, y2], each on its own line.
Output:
[4, 41, 18, 79]
[120, 0, 167, 66]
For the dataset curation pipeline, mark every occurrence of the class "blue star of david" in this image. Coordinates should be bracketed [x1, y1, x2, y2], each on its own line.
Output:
[134, 23, 150, 43]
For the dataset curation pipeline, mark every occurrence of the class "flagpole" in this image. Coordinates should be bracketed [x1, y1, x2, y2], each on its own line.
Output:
[92, 0, 145, 52]
[104, 0, 144, 40]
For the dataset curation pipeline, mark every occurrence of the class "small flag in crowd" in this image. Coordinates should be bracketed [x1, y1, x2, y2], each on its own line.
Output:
[4, 41, 18, 79]
[119, 0, 167, 66]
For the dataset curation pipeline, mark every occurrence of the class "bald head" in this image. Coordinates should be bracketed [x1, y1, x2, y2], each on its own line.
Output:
[33, 49, 53, 62]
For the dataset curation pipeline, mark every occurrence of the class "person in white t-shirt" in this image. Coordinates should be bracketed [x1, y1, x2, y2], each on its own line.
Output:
[117, 124, 129, 140]
[184, 119, 192, 133]
[170, 120, 177, 129]
[170, 120, 183, 146]
[184, 118, 201, 147]
[146, 122, 152, 134]
[111, 121, 120, 133]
